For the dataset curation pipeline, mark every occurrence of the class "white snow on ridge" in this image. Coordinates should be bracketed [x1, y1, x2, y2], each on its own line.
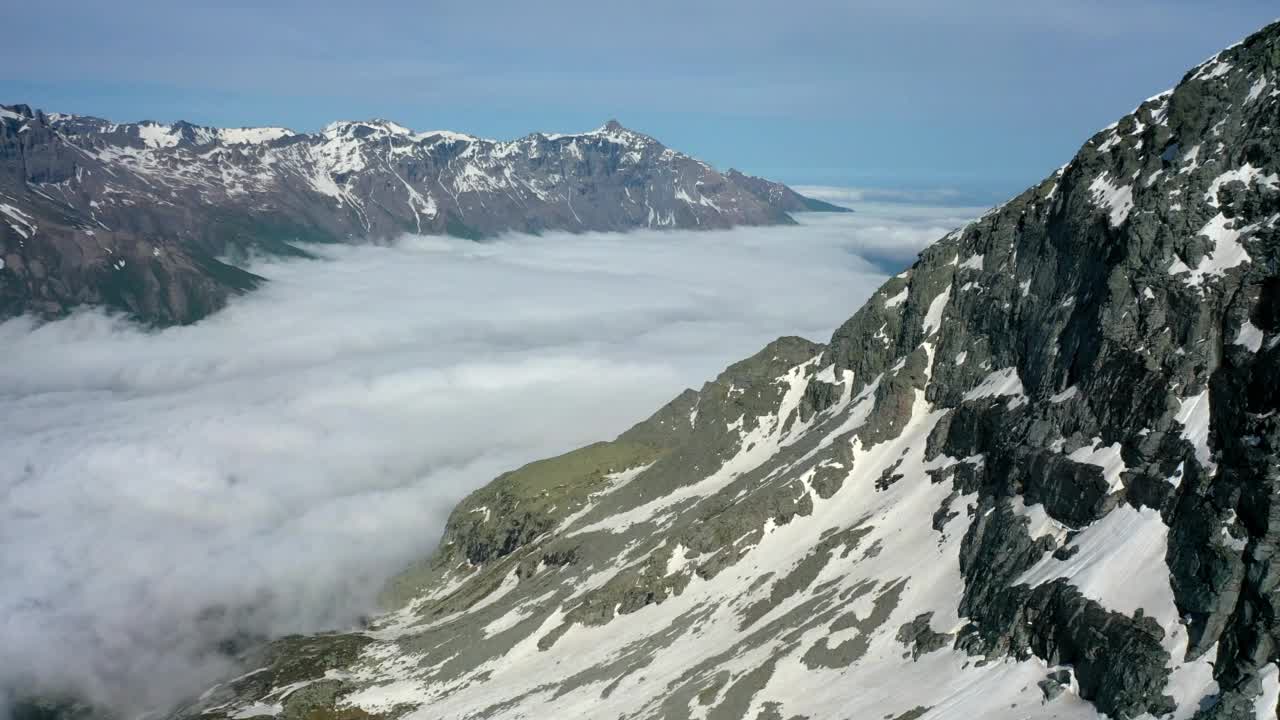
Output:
[1234, 319, 1264, 353]
[1257, 665, 1280, 719]
[217, 127, 296, 145]
[963, 368, 1025, 406]
[417, 129, 482, 144]
[1010, 496, 1069, 544]
[204, 293, 1242, 720]
[1176, 213, 1255, 287]
[1175, 390, 1216, 476]
[345, 371, 1119, 720]
[555, 463, 654, 534]
[884, 287, 908, 308]
[1180, 144, 1203, 174]
[1203, 164, 1280, 207]
[1017, 504, 1177, 627]
[1162, 642, 1219, 720]
[0, 201, 37, 238]
[1192, 56, 1233, 82]
[922, 285, 951, 337]
[1050, 386, 1079, 403]
[1066, 439, 1126, 492]
[1088, 172, 1134, 227]
[136, 122, 180, 148]
[566, 357, 830, 538]
[1246, 76, 1271, 104]
[467, 569, 520, 615]
[481, 590, 557, 638]
[228, 701, 283, 719]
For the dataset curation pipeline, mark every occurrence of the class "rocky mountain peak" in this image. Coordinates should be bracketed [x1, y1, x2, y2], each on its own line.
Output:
[321, 118, 419, 141]
[0, 107, 842, 325]
[0, 103, 34, 120]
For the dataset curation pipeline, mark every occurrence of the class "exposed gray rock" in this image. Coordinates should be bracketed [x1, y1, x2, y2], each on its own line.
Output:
[894, 612, 953, 659]
[1038, 669, 1072, 702]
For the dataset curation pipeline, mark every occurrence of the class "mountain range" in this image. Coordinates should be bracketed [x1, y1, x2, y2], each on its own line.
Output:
[0, 111, 844, 325]
[8, 15, 1280, 720]
[72, 17, 1280, 720]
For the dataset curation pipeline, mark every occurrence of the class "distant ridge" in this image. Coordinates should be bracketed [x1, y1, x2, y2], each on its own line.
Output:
[0, 110, 844, 324]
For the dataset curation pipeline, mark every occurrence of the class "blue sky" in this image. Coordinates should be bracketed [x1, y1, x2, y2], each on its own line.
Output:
[1, 1, 1275, 201]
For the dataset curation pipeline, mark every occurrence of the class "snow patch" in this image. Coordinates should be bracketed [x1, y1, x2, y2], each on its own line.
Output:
[1175, 390, 1215, 476]
[1018, 504, 1176, 627]
[1203, 164, 1280, 207]
[1192, 57, 1233, 82]
[1246, 76, 1271, 104]
[1257, 665, 1280, 719]
[922, 285, 951, 337]
[1010, 496, 1069, 544]
[884, 287, 908, 308]
[568, 359, 825, 537]
[217, 127, 295, 145]
[1162, 640, 1218, 719]
[1179, 213, 1255, 287]
[1088, 173, 1134, 227]
[1066, 440, 1126, 492]
[1234, 319, 1264, 353]
[0, 201, 37, 239]
[136, 122, 180, 148]
[963, 368, 1025, 408]
[1049, 386, 1078, 403]
[467, 569, 520, 614]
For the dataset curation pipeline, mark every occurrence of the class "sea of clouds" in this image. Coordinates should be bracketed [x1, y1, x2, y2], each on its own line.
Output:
[0, 197, 983, 716]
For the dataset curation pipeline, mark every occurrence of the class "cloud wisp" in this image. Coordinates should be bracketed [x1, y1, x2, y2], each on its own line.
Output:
[792, 186, 989, 270]
[0, 209, 971, 715]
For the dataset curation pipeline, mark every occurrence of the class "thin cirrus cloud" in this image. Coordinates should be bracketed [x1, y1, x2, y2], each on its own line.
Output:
[0, 205, 971, 715]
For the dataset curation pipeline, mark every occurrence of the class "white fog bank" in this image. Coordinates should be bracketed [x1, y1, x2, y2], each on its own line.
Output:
[0, 208, 975, 714]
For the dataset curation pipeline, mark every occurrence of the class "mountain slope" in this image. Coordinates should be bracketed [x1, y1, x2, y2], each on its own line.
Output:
[725, 169, 854, 213]
[51, 20, 1280, 720]
[0, 113, 837, 325]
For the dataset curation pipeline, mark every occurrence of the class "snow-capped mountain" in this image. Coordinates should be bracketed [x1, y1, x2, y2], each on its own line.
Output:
[124, 20, 1280, 720]
[0, 112, 843, 325]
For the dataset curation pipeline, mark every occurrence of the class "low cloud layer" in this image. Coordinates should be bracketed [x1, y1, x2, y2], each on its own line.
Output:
[0, 209, 971, 715]
[795, 186, 990, 269]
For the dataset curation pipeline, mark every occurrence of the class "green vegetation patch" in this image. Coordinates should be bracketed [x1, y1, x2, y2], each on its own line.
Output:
[381, 440, 667, 608]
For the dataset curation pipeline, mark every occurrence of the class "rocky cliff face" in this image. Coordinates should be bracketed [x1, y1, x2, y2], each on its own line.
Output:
[0, 112, 838, 325]
[28, 20, 1280, 720]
